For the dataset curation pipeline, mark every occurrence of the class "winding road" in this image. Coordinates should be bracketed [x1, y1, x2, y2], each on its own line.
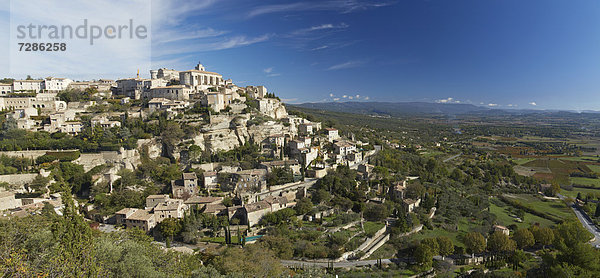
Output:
[443, 153, 462, 163]
[557, 193, 600, 246]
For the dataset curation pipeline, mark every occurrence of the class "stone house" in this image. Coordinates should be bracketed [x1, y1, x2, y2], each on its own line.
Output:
[171, 173, 199, 200]
[403, 198, 421, 213]
[232, 169, 267, 194]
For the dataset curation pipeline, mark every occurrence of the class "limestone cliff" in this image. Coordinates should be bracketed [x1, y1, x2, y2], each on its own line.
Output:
[190, 113, 291, 153]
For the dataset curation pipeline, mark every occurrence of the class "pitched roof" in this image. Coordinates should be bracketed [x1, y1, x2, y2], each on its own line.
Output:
[203, 204, 227, 214]
[181, 69, 222, 76]
[147, 194, 169, 200]
[184, 196, 223, 205]
[203, 171, 217, 177]
[182, 172, 197, 180]
[127, 209, 154, 221]
[244, 201, 271, 213]
[154, 200, 184, 211]
[115, 208, 137, 215]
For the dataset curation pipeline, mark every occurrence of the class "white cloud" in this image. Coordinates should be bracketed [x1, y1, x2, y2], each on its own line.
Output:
[333, 98, 340, 101]
[247, 1, 393, 18]
[263, 67, 281, 77]
[153, 27, 227, 44]
[153, 34, 272, 57]
[356, 94, 360, 98]
[311, 45, 329, 51]
[348, 96, 354, 99]
[291, 23, 349, 36]
[329, 93, 334, 97]
[435, 97, 461, 104]
[364, 96, 370, 100]
[342, 95, 347, 98]
[327, 60, 365, 70]
[529, 102, 537, 106]
[488, 103, 498, 107]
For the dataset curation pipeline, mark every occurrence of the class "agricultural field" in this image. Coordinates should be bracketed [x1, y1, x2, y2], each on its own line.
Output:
[501, 194, 575, 222]
[570, 177, 600, 187]
[560, 187, 600, 199]
[489, 202, 554, 228]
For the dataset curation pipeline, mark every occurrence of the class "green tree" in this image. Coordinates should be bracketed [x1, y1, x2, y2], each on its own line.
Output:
[437, 236, 454, 260]
[215, 244, 284, 277]
[421, 238, 439, 255]
[487, 231, 516, 253]
[363, 203, 390, 222]
[28, 174, 50, 196]
[414, 243, 434, 269]
[464, 232, 486, 257]
[513, 228, 535, 249]
[510, 249, 527, 271]
[531, 226, 555, 248]
[51, 187, 102, 276]
[160, 218, 182, 248]
[294, 197, 313, 215]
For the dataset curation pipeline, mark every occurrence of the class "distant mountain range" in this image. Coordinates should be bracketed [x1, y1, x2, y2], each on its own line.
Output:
[292, 102, 489, 116]
[291, 101, 593, 116]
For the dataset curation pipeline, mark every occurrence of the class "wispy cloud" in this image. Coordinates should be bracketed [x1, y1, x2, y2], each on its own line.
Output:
[154, 27, 227, 44]
[529, 102, 537, 106]
[263, 67, 273, 74]
[311, 45, 329, 51]
[247, 0, 394, 18]
[327, 60, 365, 70]
[291, 23, 349, 36]
[153, 34, 272, 57]
[488, 103, 498, 107]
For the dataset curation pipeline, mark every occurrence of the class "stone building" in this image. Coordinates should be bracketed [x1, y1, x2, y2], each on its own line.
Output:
[144, 85, 192, 101]
[171, 173, 199, 200]
[13, 79, 44, 93]
[179, 62, 224, 92]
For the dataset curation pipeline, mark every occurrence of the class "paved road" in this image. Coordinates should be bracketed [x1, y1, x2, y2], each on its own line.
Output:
[557, 193, 600, 246]
[280, 259, 393, 268]
[443, 153, 462, 163]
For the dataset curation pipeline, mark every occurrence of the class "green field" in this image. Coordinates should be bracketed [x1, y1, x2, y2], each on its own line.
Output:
[511, 158, 536, 165]
[411, 226, 465, 248]
[570, 177, 600, 187]
[556, 156, 599, 162]
[503, 194, 575, 222]
[561, 187, 600, 199]
[489, 202, 554, 228]
[586, 164, 600, 173]
[363, 221, 385, 237]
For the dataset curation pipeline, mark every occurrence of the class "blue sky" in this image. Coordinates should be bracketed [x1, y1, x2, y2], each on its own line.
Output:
[2, 0, 600, 110]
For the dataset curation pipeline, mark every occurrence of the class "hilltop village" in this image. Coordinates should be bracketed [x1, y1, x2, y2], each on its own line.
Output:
[0, 61, 407, 254]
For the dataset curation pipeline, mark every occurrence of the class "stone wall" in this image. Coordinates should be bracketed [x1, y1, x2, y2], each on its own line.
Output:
[0, 150, 77, 160]
[0, 173, 38, 189]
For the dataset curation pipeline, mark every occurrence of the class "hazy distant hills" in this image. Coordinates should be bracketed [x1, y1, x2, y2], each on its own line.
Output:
[292, 102, 597, 117]
[292, 102, 490, 116]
